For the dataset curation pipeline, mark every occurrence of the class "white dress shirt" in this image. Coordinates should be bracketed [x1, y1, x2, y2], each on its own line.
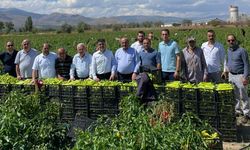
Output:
[131, 41, 144, 53]
[70, 53, 92, 79]
[201, 41, 225, 73]
[92, 49, 116, 80]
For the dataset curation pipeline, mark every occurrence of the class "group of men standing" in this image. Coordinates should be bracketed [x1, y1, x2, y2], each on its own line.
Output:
[0, 29, 249, 123]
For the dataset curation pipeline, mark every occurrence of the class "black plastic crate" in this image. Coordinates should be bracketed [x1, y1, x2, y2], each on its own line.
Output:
[154, 85, 165, 96]
[90, 86, 118, 98]
[45, 84, 60, 97]
[75, 86, 89, 98]
[218, 128, 237, 141]
[119, 85, 136, 98]
[181, 88, 198, 114]
[165, 87, 180, 99]
[217, 90, 235, 103]
[11, 84, 35, 94]
[199, 115, 219, 129]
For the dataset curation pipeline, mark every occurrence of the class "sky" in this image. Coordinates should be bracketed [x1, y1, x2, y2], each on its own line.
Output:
[0, 0, 250, 18]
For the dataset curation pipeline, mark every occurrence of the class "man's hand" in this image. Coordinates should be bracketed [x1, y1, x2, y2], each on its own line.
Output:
[17, 75, 22, 80]
[132, 73, 137, 80]
[203, 74, 208, 82]
[57, 75, 65, 80]
[242, 78, 248, 86]
[174, 71, 179, 79]
[94, 77, 100, 82]
[109, 74, 115, 81]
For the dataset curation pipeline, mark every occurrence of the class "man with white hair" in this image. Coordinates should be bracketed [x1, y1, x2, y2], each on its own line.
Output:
[70, 43, 92, 80]
[15, 39, 38, 79]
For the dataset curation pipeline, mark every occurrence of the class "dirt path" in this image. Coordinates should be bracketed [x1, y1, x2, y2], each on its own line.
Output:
[223, 142, 250, 150]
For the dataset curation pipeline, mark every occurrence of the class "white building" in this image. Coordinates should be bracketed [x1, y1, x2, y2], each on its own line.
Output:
[229, 5, 239, 23]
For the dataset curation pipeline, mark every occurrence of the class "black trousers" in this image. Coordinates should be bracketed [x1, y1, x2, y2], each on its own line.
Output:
[96, 72, 111, 80]
[117, 72, 133, 82]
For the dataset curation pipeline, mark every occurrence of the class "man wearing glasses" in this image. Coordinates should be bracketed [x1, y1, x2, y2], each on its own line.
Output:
[0, 41, 18, 77]
[223, 34, 250, 124]
[92, 39, 116, 81]
[15, 39, 38, 79]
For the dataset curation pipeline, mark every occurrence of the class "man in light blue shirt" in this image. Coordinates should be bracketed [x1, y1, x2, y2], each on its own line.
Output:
[32, 43, 57, 82]
[115, 37, 138, 82]
[92, 39, 116, 81]
[131, 31, 145, 53]
[201, 29, 225, 83]
[15, 39, 38, 79]
[70, 43, 92, 80]
[158, 29, 180, 81]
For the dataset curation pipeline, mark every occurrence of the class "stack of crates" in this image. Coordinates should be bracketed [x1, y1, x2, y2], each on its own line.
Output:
[59, 85, 75, 122]
[199, 89, 220, 129]
[216, 90, 237, 141]
[73, 86, 89, 117]
[181, 87, 199, 114]
[89, 86, 120, 119]
[165, 86, 182, 117]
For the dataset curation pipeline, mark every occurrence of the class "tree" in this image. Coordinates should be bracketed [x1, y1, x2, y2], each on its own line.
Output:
[25, 16, 33, 32]
[61, 23, 72, 33]
[5, 22, 14, 34]
[182, 19, 192, 26]
[0, 21, 4, 32]
[76, 22, 90, 33]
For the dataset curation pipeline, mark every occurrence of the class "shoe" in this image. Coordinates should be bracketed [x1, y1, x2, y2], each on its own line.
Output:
[241, 116, 250, 124]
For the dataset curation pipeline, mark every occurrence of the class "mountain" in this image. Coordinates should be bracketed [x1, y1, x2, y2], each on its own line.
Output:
[109, 15, 183, 23]
[0, 8, 222, 29]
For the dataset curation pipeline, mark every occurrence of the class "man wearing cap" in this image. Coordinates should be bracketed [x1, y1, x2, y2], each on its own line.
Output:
[0, 41, 18, 77]
[158, 29, 180, 81]
[201, 29, 225, 83]
[181, 36, 208, 83]
[222, 34, 250, 124]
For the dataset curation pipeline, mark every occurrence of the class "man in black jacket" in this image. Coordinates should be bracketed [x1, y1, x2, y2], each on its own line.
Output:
[0, 41, 18, 77]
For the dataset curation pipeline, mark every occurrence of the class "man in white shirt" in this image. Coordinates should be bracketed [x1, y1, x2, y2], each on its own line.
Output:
[201, 29, 225, 83]
[70, 43, 92, 80]
[92, 39, 116, 81]
[131, 31, 145, 53]
[15, 39, 38, 79]
[32, 43, 57, 82]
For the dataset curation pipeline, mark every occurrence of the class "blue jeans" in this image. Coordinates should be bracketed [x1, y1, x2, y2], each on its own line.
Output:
[162, 72, 175, 82]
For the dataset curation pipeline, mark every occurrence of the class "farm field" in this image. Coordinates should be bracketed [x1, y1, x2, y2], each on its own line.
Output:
[1, 27, 250, 56]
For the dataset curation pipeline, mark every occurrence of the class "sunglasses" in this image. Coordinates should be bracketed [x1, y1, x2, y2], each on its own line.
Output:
[227, 39, 235, 42]
[7, 45, 13, 47]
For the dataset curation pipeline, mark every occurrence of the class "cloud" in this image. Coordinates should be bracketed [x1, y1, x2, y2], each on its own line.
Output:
[0, 0, 249, 18]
